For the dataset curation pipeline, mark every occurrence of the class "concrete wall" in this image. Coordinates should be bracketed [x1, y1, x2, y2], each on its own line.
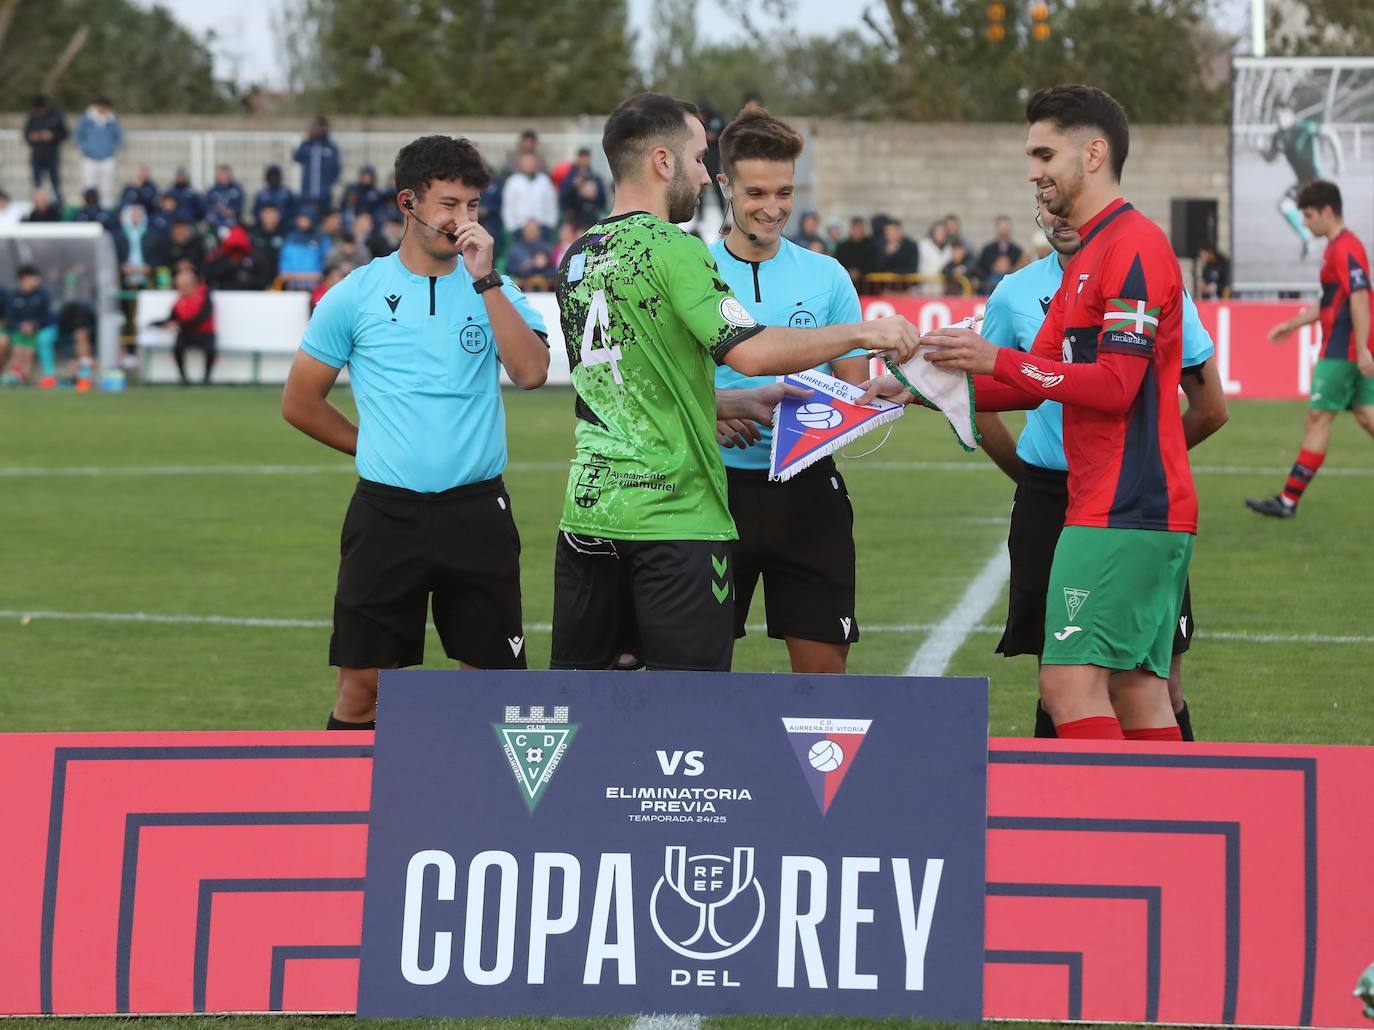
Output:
[1, 113, 1228, 254]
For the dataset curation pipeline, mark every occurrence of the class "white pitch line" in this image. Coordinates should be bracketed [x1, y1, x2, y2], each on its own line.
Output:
[630, 1016, 702, 1030]
[1, 461, 1371, 478]
[3, 609, 1371, 646]
[904, 541, 1012, 677]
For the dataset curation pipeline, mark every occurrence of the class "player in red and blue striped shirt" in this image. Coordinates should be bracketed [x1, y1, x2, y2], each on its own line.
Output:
[1246, 179, 1374, 518]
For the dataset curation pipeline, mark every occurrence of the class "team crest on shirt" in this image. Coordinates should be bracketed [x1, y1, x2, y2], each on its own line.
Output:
[1063, 587, 1090, 623]
[574, 459, 610, 508]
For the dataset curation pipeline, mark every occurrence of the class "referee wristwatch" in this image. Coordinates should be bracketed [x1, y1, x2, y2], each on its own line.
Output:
[472, 270, 504, 294]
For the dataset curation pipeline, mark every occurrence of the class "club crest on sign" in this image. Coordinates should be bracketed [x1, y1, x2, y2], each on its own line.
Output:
[493, 705, 579, 812]
[780, 716, 872, 814]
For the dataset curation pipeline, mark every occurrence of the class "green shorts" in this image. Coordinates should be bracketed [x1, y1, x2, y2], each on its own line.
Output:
[1309, 358, 1374, 411]
[1042, 526, 1194, 679]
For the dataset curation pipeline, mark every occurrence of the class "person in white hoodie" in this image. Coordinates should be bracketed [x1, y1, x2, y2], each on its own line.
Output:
[75, 95, 124, 208]
[917, 219, 953, 297]
[500, 152, 558, 238]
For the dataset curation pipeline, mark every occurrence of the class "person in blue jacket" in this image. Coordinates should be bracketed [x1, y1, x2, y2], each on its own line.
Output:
[293, 116, 342, 213]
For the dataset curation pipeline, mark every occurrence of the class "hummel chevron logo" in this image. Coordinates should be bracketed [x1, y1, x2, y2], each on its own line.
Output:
[1053, 626, 1084, 641]
[508, 635, 524, 657]
[710, 554, 729, 605]
[384, 293, 401, 314]
[711, 555, 728, 577]
[711, 580, 730, 604]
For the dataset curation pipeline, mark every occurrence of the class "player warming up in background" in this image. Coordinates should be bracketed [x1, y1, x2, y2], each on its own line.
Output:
[281, 135, 550, 729]
[1246, 179, 1374, 518]
[976, 196, 1227, 739]
[868, 85, 1194, 741]
[550, 92, 918, 674]
[710, 107, 870, 673]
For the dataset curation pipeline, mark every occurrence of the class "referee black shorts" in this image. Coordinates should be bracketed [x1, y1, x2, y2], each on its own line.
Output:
[727, 457, 859, 645]
[997, 463, 1195, 659]
[550, 533, 735, 672]
[329, 477, 527, 671]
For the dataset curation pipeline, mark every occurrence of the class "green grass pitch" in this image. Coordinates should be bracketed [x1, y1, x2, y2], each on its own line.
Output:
[3, 385, 1372, 1028]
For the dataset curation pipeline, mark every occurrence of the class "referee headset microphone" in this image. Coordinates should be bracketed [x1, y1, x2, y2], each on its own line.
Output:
[717, 179, 760, 243]
[401, 193, 459, 244]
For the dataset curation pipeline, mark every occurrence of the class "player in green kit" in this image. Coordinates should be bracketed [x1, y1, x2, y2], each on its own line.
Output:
[550, 92, 919, 672]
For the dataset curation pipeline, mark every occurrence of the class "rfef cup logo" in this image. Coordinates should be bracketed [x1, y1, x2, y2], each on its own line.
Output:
[649, 845, 766, 960]
[782, 716, 872, 814]
[493, 705, 579, 812]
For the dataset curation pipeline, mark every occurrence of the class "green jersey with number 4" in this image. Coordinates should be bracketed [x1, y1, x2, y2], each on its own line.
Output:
[556, 211, 763, 540]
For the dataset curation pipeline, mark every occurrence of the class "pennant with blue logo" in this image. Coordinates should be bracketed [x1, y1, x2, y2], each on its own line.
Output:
[768, 368, 905, 482]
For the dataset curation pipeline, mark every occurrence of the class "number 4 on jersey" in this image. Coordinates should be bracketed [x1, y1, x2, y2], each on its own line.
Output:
[579, 289, 623, 385]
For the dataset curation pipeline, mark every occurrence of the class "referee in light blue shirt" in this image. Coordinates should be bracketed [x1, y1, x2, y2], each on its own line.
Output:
[976, 198, 1228, 739]
[282, 136, 550, 730]
[710, 108, 869, 674]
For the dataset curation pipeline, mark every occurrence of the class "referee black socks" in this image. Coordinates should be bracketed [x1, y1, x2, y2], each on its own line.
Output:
[327, 714, 376, 730]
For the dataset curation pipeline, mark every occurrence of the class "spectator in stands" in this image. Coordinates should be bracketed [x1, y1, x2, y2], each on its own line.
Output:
[835, 216, 876, 285]
[0, 190, 21, 228]
[789, 210, 825, 251]
[152, 266, 216, 385]
[75, 94, 123, 208]
[53, 299, 97, 390]
[478, 163, 504, 257]
[24, 94, 68, 201]
[311, 260, 352, 312]
[365, 213, 403, 259]
[984, 252, 1014, 293]
[823, 217, 845, 253]
[169, 167, 207, 223]
[503, 128, 547, 175]
[319, 208, 344, 248]
[741, 89, 764, 112]
[254, 164, 295, 224]
[207, 164, 245, 232]
[349, 211, 374, 257]
[73, 188, 126, 260]
[977, 215, 1024, 283]
[344, 164, 386, 224]
[248, 203, 285, 283]
[164, 215, 208, 274]
[943, 212, 970, 252]
[2, 265, 55, 387]
[552, 219, 581, 267]
[294, 116, 342, 214]
[205, 223, 266, 290]
[506, 218, 556, 281]
[149, 192, 181, 236]
[876, 218, 919, 276]
[559, 148, 608, 225]
[501, 152, 558, 238]
[24, 186, 63, 223]
[327, 230, 370, 271]
[278, 210, 329, 289]
[942, 241, 974, 295]
[120, 164, 159, 215]
[119, 203, 156, 288]
[1196, 243, 1230, 299]
[917, 220, 951, 293]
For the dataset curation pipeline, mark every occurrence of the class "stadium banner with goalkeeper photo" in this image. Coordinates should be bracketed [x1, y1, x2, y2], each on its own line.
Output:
[861, 296, 1338, 399]
[355, 670, 988, 1020]
[1231, 57, 1374, 291]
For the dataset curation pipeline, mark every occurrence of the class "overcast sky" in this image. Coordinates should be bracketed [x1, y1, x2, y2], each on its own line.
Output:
[147, 0, 1252, 91]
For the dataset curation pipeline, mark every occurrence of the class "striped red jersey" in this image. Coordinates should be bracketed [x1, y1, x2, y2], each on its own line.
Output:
[1318, 228, 1372, 360]
[978, 199, 1197, 533]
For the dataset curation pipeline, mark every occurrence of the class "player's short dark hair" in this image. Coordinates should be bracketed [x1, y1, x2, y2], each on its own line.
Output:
[719, 107, 804, 174]
[1296, 178, 1342, 215]
[393, 135, 491, 200]
[602, 92, 701, 184]
[1026, 85, 1130, 182]
[17, 263, 40, 279]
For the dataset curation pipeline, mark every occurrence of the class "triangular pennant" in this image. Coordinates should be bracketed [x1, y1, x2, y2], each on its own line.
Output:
[781, 716, 873, 815]
[768, 370, 904, 482]
[886, 315, 982, 452]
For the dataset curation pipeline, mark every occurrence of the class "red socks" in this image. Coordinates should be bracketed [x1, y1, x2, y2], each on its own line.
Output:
[1124, 725, 1183, 742]
[1056, 716, 1125, 740]
[1281, 448, 1325, 506]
